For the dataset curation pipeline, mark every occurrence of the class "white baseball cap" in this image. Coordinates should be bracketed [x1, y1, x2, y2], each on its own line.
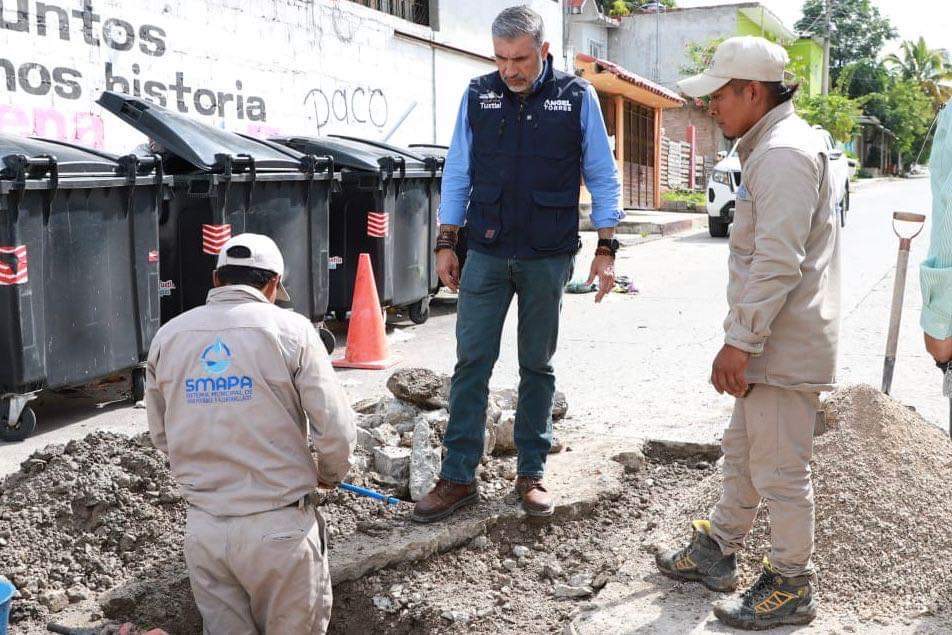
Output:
[677, 36, 789, 98]
[216, 233, 290, 302]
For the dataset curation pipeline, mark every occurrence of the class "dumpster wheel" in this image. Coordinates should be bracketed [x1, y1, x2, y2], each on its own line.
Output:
[409, 297, 430, 325]
[131, 367, 147, 403]
[318, 326, 337, 355]
[1, 406, 37, 443]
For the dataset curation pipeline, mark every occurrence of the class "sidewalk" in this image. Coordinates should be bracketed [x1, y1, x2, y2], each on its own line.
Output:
[615, 210, 707, 237]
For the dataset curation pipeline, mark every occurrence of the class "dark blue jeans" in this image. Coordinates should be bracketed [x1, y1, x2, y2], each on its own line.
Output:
[440, 249, 574, 484]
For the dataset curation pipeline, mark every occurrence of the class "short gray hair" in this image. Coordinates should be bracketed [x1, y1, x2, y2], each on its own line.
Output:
[492, 5, 545, 47]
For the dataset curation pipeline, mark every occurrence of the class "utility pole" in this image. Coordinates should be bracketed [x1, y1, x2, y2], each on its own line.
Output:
[822, 0, 832, 94]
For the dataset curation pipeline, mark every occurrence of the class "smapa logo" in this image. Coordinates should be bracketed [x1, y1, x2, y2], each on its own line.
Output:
[185, 337, 254, 405]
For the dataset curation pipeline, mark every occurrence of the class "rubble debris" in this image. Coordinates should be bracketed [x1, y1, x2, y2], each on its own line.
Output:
[386, 367, 449, 410]
[409, 420, 441, 501]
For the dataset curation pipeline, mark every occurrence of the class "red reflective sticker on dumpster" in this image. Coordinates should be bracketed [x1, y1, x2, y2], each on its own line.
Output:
[202, 224, 232, 255]
[367, 212, 388, 238]
[148, 250, 160, 263]
[0, 245, 28, 286]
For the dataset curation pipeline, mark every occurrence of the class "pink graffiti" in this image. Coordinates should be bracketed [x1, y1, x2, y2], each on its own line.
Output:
[245, 123, 281, 139]
[0, 105, 105, 148]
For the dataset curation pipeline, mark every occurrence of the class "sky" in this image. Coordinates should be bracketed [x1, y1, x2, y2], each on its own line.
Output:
[674, 0, 952, 56]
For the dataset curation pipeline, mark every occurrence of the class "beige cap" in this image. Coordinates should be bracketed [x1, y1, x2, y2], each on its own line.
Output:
[216, 233, 290, 302]
[677, 36, 789, 98]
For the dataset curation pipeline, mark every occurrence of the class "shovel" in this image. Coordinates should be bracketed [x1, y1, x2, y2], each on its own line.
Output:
[881, 212, 926, 395]
[939, 361, 952, 437]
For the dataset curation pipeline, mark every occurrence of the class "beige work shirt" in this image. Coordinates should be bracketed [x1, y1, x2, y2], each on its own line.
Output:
[146, 285, 355, 516]
[725, 100, 841, 392]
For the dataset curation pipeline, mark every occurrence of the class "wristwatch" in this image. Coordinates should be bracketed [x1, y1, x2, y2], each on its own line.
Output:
[596, 238, 620, 257]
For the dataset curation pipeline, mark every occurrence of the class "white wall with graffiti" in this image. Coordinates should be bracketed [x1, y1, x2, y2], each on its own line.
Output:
[0, 0, 564, 153]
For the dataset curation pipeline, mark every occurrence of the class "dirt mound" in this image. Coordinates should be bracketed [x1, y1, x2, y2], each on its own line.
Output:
[663, 384, 952, 619]
[0, 432, 186, 626]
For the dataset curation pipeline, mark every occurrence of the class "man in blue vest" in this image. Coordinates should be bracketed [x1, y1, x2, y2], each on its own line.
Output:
[413, 5, 622, 523]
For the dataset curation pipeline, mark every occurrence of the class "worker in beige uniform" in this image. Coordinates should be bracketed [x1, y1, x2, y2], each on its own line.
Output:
[655, 36, 840, 630]
[146, 233, 356, 634]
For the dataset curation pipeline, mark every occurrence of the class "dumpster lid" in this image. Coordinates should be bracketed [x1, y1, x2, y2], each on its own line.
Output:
[0, 134, 122, 176]
[271, 135, 428, 172]
[407, 143, 449, 157]
[96, 91, 308, 172]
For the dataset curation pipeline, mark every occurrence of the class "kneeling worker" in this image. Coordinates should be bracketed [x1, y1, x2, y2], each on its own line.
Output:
[146, 233, 356, 634]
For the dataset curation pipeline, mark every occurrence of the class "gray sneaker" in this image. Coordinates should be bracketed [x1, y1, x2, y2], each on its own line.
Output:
[713, 560, 818, 630]
[655, 519, 738, 592]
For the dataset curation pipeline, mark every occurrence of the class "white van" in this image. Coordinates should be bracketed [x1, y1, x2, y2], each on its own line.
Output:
[705, 126, 851, 237]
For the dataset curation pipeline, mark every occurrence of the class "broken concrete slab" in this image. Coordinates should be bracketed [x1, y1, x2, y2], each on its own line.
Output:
[329, 440, 627, 584]
[409, 420, 440, 501]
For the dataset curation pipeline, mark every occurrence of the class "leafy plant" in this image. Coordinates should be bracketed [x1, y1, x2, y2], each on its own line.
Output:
[797, 93, 861, 143]
[795, 0, 897, 85]
[884, 37, 952, 107]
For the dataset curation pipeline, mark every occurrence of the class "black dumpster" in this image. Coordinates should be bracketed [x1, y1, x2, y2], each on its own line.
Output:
[96, 92, 337, 352]
[271, 135, 443, 324]
[407, 143, 468, 272]
[0, 135, 168, 441]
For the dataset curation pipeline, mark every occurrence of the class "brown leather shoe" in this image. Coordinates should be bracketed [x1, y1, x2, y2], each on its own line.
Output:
[515, 476, 555, 516]
[411, 478, 479, 523]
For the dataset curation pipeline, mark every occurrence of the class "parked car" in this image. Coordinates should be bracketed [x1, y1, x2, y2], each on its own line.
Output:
[705, 126, 851, 237]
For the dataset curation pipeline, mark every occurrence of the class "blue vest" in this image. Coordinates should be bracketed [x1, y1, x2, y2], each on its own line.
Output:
[465, 57, 586, 259]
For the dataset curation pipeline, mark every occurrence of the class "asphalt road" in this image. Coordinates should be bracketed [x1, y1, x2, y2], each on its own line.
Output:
[1, 177, 939, 475]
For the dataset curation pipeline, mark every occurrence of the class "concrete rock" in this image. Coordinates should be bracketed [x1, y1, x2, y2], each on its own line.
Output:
[371, 423, 401, 448]
[502, 558, 518, 572]
[552, 391, 568, 420]
[356, 426, 381, 450]
[373, 595, 397, 613]
[471, 535, 489, 549]
[66, 585, 89, 602]
[387, 368, 447, 409]
[38, 589, 68, 612]
[356, 412, 387, 430]
[409, 421, 441, 501]
[613, 448, 646, 473]
[513, 545, 530, 559]
[554, 584, 593, 598]
[422, 408, 451, 436]
[383, 398, 421, 426]
[569, 573, 593, 588]
[352, 396, 384, 414]
[442, 610, 472, 623]
[494, 410, 517, 455]
[373, 446, 411, 483]
[492, 388, 518, 411]
[543, 561, 564, 579]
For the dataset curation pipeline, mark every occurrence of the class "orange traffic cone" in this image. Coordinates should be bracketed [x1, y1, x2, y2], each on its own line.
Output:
[333, 253, 397, 369]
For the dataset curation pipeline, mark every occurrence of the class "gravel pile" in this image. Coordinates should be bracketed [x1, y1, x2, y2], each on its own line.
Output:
[0, 432, 186, 626]
[664, 384, 952, 619]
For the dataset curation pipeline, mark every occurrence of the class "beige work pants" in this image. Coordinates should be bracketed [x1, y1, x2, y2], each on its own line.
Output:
[184, 504, 332, 635]
[709, 384, 820, 577]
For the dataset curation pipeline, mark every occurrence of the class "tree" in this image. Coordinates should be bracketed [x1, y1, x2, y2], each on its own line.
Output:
[795, 0, 897, 85]
[862, 78, 935, 162]
[797, 93, 861, 142]
[605, 0, 630, 16]
[835, 59, 890, 100]
[884, 37, 952, 106]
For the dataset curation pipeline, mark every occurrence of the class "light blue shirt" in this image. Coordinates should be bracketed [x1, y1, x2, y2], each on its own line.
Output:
[438, 67, 623, 230]
[921, 101, 952, 339]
